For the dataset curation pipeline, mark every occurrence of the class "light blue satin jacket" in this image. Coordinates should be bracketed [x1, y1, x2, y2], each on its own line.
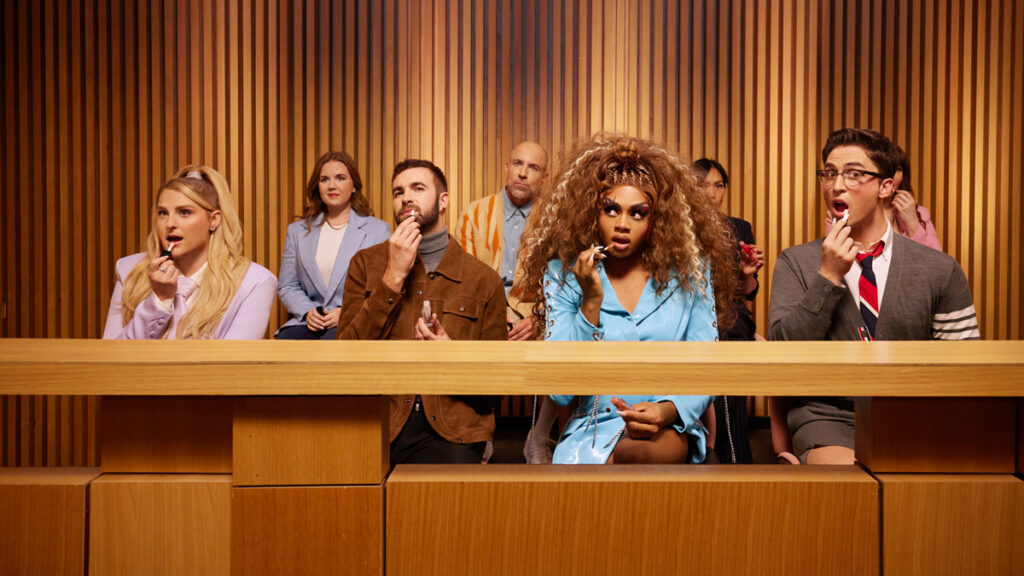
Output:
[542, 258, 717, 464]
[275, 211, 391, 335]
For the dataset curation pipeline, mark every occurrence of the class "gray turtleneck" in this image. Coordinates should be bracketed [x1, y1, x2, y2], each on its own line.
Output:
[418, 227, 449, 273]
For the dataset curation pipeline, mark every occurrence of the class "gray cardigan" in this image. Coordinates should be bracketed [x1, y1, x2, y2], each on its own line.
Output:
[768, 234, 979, 342]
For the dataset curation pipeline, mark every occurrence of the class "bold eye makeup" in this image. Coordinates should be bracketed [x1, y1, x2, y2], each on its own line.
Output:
[627, 204, 651, 220]
[600, 198, 622, 217]
[600, 197, 650, 221]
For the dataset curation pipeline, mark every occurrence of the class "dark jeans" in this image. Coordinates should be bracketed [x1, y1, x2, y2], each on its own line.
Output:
[275, 323, 338, 340]
[390, 406, 484, 467]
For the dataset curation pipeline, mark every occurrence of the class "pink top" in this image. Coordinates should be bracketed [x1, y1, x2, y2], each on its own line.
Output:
[894, 206, 942, 252]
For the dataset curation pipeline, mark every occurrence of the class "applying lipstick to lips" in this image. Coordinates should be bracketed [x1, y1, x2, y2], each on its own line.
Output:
[102, 165, 277, 340]
[518, 135, 739, 465]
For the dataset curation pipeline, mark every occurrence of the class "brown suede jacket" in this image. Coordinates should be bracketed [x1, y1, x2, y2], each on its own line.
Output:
[336, 237, 507, 444]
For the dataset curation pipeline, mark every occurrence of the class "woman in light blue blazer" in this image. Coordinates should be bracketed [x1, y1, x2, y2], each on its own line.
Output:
[275, 151, 391, 339]
[518, 134, 738, 464]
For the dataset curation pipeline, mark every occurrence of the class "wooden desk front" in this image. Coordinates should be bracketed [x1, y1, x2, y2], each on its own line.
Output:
[1, 339, 1021, 575]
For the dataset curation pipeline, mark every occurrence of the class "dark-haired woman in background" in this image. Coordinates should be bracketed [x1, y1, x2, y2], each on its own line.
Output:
[694, 157, 764, 464]
[275, 151, 391, 339]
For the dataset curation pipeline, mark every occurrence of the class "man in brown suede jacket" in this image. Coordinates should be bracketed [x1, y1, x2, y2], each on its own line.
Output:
[337, 159, 507, 465]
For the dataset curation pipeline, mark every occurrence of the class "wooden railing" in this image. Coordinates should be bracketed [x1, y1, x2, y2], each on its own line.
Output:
[2, 339, 1022, 397]
[1, 338, 1021, 575]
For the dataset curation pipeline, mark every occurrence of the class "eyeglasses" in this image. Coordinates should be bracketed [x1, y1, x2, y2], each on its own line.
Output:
[816, 168, 885, 189]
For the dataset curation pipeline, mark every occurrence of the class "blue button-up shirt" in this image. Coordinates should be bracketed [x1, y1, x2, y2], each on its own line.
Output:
[501, 187, 532, 295]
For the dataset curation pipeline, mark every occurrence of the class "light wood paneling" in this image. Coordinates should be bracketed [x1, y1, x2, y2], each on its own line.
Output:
[232, 485, 383, 576]
[880, 474, 1024, 575]
[2, 0, 1023, 463]
[1, 340, 1022, 397]
[101, 396, 233, 473]
[855, 397, 1017, 473]
[233, 396, 387, 486]
[90, 474, 232, 576]
[0, 467, 99, 576]
[387, 464, 879, 575]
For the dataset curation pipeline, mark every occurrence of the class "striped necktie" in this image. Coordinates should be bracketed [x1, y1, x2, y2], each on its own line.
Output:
[855, 242, 884, 338]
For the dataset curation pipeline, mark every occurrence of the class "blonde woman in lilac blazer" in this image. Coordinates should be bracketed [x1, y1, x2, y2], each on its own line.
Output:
[103, 165, 277, 340]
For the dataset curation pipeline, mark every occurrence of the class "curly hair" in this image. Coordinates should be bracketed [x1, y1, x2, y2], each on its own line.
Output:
[519, 134, 737, 336]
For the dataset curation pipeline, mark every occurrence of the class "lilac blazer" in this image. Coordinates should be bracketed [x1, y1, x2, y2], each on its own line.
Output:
[102, 252, 278, 339]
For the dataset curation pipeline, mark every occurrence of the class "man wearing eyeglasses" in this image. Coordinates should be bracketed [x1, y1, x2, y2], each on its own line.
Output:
[767, 128, 979, 465]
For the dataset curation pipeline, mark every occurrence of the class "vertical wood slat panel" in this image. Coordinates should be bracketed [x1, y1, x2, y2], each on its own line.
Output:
[1, 0, 1022, 462]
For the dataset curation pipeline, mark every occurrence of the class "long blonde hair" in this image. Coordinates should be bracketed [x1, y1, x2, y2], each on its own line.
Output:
[119, 165, 251, 339]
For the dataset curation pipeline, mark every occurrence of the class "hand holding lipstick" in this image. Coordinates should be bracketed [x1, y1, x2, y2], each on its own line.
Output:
[738, 241, 765, 277]
[382, 213, 422, 292]
[149, 245, 180, 300]
[306, 305, 340, 331]
[819, 208, 857, 286]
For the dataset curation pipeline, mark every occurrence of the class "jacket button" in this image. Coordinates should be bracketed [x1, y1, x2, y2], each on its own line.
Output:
[405, 398, 411, 403]
[457, 437, 463, 443]
[429, 272, 436, 279]
[431, 416, 436, 421]
[605, 407, 611, 413]
[416, 290, 422, 296]
[459, 306, 465, 312]
[388, 297, 394, 304]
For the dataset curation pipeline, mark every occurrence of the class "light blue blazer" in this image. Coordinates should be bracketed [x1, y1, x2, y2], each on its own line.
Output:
[275, 211, 391, 334]
[542, 258, 717, 464]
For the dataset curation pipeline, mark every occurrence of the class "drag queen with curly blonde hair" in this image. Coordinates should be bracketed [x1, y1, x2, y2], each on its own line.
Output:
[519, 134, 736, 464]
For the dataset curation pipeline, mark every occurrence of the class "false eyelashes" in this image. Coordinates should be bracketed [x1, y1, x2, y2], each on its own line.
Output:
[599, 197, 651, 221]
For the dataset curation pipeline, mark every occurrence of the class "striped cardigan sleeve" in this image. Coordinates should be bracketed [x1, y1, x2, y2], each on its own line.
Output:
[932, 264, 980, 340]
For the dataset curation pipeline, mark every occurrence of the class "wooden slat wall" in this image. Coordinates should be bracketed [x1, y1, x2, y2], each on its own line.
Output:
[2, 0, 1021, 465]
